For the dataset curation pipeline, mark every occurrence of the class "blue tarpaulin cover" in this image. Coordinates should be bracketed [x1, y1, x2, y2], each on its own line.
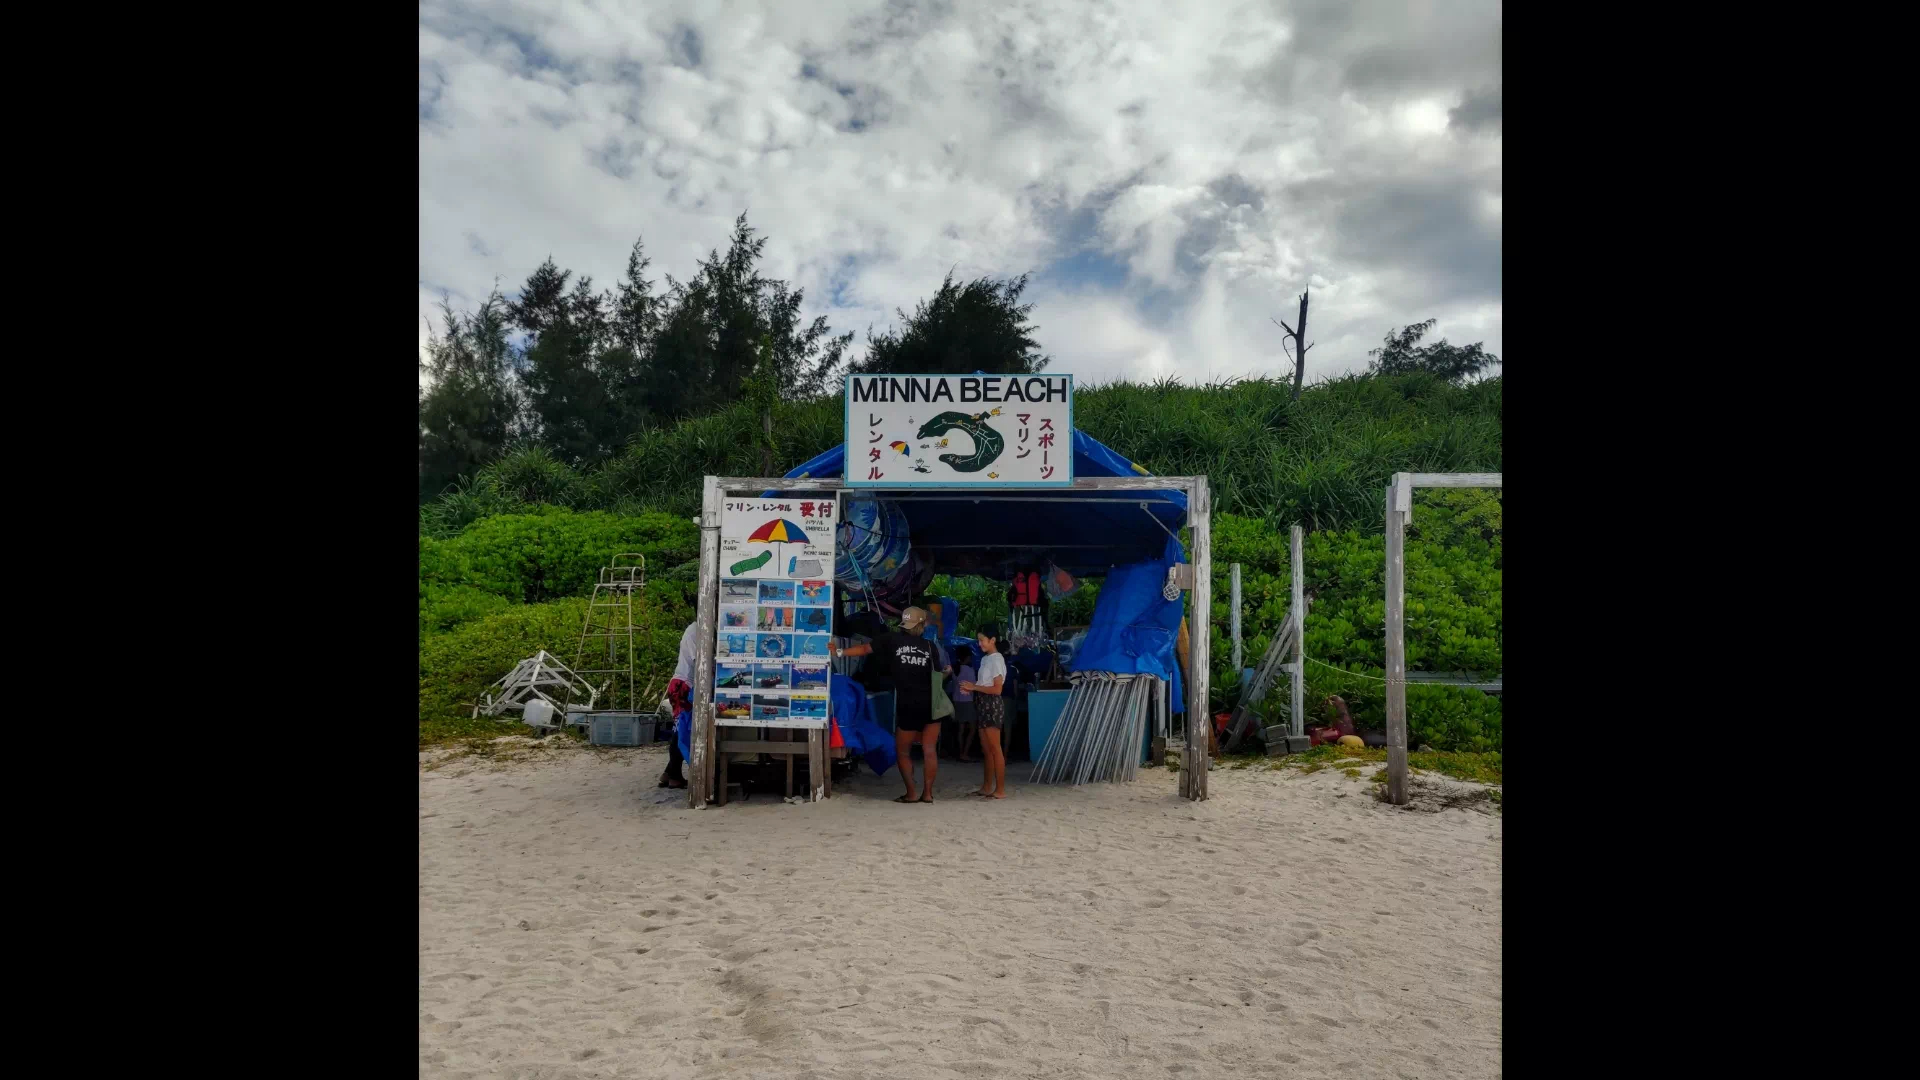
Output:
[939, 594, 958, 642]
[776, 412, 1189, 712]
[830, 678, 898, 776]
[777, 428, 1185, 574]
[1068, 535, 1187, 712]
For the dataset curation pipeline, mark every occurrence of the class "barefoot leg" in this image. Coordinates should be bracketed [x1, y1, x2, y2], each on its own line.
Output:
[919, 723, 941, 800]
[895, 727, 919, 799]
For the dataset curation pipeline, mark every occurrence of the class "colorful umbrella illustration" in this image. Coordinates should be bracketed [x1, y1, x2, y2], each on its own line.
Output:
[888, 440, 910, 456]
[747, 519, 812, 544]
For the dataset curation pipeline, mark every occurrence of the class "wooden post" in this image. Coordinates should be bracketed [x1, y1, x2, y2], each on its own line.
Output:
[1144, 672, 1159, 764]
[1290, 525, 1305, 739]
[1229, 563, 1243, 672]
[1185, 477, 1212, 800]
[689, 477, 722, 809]
[809, 727, 826, 801]
[1384, 474, 1409, 806]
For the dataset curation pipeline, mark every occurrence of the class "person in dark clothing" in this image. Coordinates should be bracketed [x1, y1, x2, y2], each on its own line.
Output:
[832, 606, 940, 802]
[951, 644, 980, 763]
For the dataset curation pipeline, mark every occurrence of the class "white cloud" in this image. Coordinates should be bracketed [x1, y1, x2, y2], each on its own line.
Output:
[419, 0, 1502, 384]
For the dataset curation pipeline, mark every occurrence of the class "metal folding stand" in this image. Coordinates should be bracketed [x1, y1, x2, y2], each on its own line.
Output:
[566, 554, 648, 729]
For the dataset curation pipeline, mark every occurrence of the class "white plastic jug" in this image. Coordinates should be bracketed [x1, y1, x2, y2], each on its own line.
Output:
[523, 698, 554, 727]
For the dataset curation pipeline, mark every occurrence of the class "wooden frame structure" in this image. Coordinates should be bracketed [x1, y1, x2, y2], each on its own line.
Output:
[1223, 525, 1307, 750]
[687, 474, 1214, 808]
[1383, 471, 1502, 805]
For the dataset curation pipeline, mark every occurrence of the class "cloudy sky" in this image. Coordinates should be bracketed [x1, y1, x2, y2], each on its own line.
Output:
[419, 0, 1501, 385]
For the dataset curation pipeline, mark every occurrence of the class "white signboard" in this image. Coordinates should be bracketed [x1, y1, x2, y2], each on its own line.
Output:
[845, 374, 1073, 487]
[716, 497, 836, 729]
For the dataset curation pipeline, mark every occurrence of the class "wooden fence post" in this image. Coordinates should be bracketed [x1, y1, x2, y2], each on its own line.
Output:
[1290, 525, 1305, 738]
[1230, 563, 1243, 673]
[690, 477, 721, 808]
[1185, 477, 1212, 800]
[1384, 474, 1409, 806]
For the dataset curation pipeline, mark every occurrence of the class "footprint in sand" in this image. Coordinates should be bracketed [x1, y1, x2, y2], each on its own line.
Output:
[1349, 991, 1386, 1019]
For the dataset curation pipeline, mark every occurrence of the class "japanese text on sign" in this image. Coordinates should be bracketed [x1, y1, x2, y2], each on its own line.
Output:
[715, 496, 837, 729]
[844, 374, 1073, 487]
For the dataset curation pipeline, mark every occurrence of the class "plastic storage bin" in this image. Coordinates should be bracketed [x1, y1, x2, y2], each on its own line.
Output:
[588, 712, 646, 746]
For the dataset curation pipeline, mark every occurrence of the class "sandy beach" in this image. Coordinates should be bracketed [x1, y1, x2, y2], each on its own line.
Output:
[420, 740, 1501, 1079]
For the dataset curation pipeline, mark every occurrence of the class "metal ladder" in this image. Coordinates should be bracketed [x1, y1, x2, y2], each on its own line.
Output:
[566, 553, 648, 724]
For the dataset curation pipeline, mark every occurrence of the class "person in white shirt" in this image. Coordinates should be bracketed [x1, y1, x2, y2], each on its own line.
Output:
[958, 625, 1010, 799]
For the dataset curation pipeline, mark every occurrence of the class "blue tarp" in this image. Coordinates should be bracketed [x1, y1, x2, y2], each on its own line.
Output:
[684, 694, 898, 778]
[779, 428, 1186, 574]
[830, 678, 898, 776]
[1069, 535, 1186, 713]
[776, 412, 1191, 711]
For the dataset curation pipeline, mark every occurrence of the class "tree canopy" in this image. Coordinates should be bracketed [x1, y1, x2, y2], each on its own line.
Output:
[852, 271, 1049, 376]
[1365, 319, 1500, 383]
[420, 213, 1497, 503]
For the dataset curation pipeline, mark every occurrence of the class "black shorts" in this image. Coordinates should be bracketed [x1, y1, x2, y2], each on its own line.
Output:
[894, 698, 935, 732]
[976, 693, 1006, 730]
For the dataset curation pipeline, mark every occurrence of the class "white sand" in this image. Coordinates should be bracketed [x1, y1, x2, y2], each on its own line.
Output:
[421, 741, 1501, 1078]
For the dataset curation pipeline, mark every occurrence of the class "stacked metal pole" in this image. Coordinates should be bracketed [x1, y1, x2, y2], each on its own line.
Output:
[1030, 672, 1163, 785]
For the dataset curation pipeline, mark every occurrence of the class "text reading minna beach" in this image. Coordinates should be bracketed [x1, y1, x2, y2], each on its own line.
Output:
[849, 376, 1070, 404]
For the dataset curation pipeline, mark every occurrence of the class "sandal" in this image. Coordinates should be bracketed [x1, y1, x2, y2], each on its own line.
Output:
[893, 794, 918, 803]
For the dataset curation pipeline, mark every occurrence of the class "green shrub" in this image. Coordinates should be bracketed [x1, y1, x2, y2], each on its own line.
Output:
[421, 374, 1501, 528]
[418, 586, 698, 745]
[419, 507, 698, 606]
[419, 583, 518, 641]
[419, 443, 586, 538]
[1206, 496, 1501, 751]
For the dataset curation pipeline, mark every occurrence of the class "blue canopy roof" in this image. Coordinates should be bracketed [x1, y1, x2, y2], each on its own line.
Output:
[778, 428, 1187, 576]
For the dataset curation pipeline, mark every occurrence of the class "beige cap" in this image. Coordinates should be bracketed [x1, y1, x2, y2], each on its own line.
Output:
[900, 606, 927, 631]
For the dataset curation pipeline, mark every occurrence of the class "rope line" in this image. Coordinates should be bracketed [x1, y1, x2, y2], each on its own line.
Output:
[1304, 656, 1389, 682]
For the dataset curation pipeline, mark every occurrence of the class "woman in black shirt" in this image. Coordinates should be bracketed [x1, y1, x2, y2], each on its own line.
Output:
[832, 606, 941, 802]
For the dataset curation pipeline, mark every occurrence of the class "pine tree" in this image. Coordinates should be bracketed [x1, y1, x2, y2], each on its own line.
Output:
[1366, 320, 1501, 383]
[418, 292, 521, 500]
[852, 271, 1049, 375]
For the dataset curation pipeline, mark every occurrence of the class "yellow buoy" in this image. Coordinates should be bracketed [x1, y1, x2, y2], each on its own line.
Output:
[1337, 735, 1365, 749]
